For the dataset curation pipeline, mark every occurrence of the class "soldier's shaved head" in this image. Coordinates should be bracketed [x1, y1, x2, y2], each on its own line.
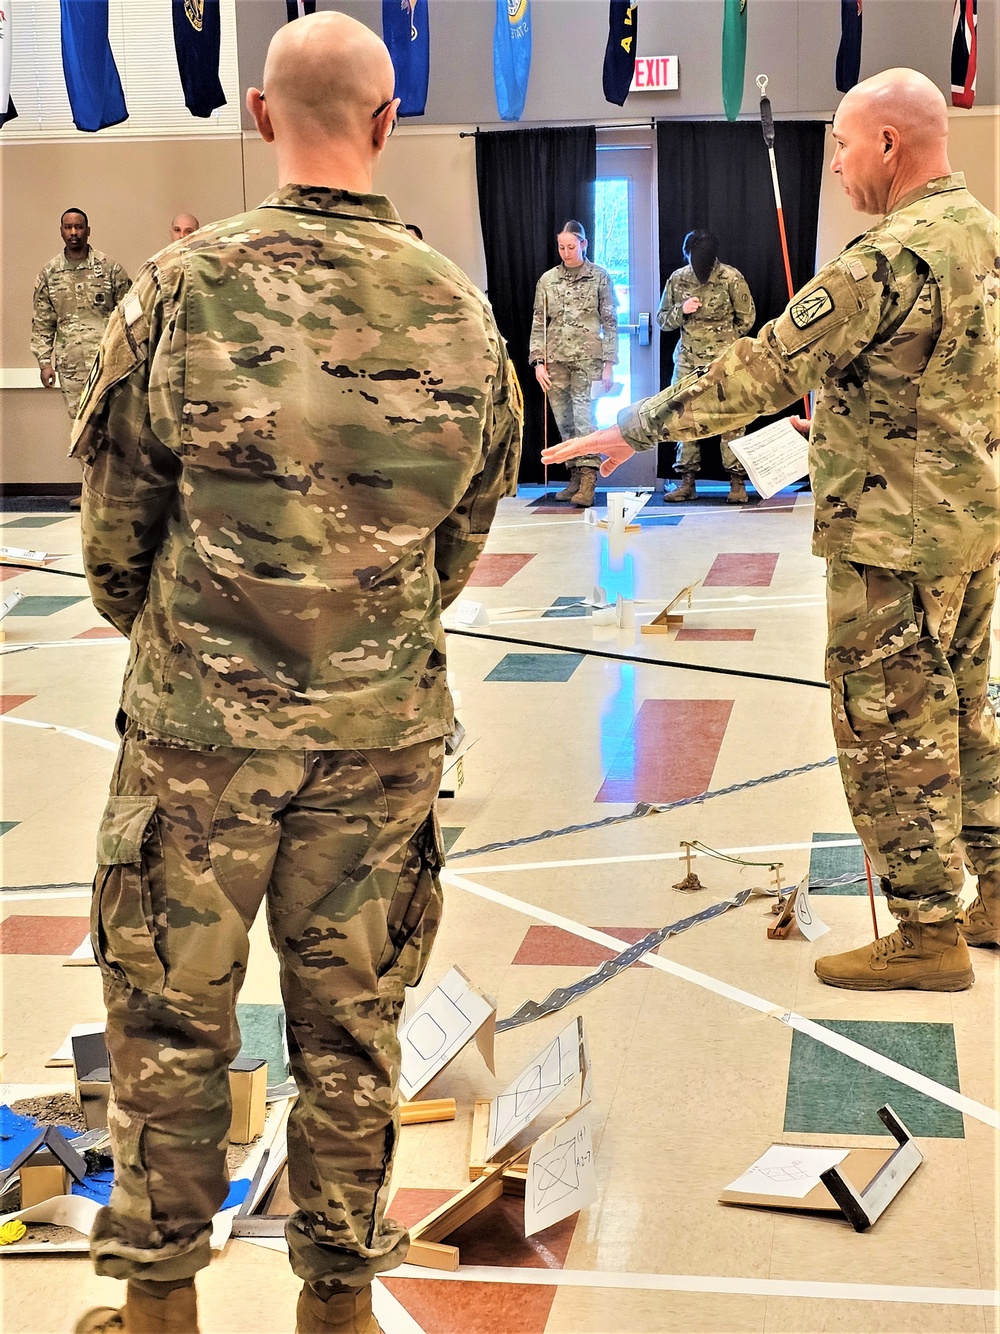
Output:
[171, 213, 200, 240]
[831, 67, 952, 216]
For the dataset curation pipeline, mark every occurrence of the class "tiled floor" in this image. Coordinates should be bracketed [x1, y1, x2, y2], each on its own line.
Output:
[1, 493, 997, 1334]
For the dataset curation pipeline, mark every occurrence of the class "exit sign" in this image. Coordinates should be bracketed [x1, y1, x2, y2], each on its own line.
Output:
[630, 56, 679, 92]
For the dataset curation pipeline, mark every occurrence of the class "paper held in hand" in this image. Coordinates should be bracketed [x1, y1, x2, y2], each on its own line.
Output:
[727, 417, 809, 500]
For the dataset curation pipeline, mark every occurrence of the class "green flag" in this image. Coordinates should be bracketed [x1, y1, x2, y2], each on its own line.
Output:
[722, 0, 747, 121]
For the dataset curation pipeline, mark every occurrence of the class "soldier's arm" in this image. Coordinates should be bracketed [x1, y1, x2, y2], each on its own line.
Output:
[598, 271, 619, 365]
[434, 346, 523, 610]
[620, 250, 890, 451]
[30, 271, 57, 368]
[528, 276, 547, 363]
[730, 270, 756, 337]
[70, 263, 180, 636]
[112, 263, 132, 305]
[655, 275, 685, 332]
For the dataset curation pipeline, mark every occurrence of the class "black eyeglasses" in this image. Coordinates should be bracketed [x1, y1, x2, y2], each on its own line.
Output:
[372, 99, 397, 136]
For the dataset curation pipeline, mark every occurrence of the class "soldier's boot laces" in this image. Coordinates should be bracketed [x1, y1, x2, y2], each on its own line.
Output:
[75, 1281, 200, 1334]
[958, 868, 1000, 946]
[726, 475, 749, 504]
[553, 467, 580, 501]
[571, 467, 598, 508]
[814, 920, 974, 992]
[664, 473, 697, 503]
[295, 1284, 382, 1334]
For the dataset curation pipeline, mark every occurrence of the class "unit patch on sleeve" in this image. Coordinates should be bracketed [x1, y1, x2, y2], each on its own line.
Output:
[789, 287, 835, 329]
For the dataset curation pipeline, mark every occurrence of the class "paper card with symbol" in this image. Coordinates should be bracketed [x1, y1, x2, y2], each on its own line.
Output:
[724, 1144, 848, 1200]
[524, 1103, 597, 1236]
[793, 878, 830, 941]
[398, 966, 496, 1101]
[485, 1016, 588, 1161]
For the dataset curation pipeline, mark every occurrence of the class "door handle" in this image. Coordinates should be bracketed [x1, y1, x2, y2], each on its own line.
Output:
[637, 312, 651, 347]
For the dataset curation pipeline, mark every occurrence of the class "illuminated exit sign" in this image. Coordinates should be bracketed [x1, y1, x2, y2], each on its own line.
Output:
[630, 56, 679, 92]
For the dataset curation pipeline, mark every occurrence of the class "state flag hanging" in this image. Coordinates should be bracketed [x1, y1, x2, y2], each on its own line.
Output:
[603, 1, 637, 107]
[59, 0, 127, 133]
[172, 0, 226, 119]
[285, 0, 315, 19]
[494, 0, 531, 122]
[951, 0, 977, 108]
[835, 1, 862, 93]
[0, 2, 17, 129]
[721, 0, 747, 121]
[383, 0, 429, 118]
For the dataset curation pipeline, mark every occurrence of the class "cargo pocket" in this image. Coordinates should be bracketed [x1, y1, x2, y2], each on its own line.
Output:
[92, 795, 167, 995]
[825, 592, 923, 743]
[377, 812, 445, 1005]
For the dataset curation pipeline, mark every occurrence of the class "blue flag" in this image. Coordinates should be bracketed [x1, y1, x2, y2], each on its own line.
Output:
[285, 0, 316, 18]
[603, 1, 638, 107]
[835, 1, 863, 93]
[382, 0, 429, 118]
[494, 0, 531, 122]
[172, 0, 226, 119]
[59, 0, 127, 133]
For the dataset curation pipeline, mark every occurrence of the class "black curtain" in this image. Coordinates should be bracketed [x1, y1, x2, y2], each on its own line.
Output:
[476, 126, 597, 483]
[655, 119, 827, 476]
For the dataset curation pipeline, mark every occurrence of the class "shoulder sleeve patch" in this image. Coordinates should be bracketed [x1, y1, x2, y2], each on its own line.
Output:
[772, 259, 868, 357]
[789, 287, 834, 329]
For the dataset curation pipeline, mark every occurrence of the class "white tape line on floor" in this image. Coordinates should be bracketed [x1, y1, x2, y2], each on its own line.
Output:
[442, 870, 999, 1130]
[372, 1281, 428, 1333]
[459, 837, 861, 876]
[0, 714, 118, 751]
[389, 1264, 997, 1307]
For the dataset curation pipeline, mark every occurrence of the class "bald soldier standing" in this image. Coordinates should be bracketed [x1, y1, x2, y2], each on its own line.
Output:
[544, 69, 999, 992]
[72, 13, 520, 1334]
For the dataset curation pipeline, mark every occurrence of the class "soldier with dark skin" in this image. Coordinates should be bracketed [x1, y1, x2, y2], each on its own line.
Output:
[72, 13, 521, 1334]
[544, 68, 999, 992]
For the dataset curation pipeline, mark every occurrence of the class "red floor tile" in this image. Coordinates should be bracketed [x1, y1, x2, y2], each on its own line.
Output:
[74, 627, 124, 639]
[512, 925, 655, 966]
[0, 695, 35, 714]
[467, 554, 535, 587]
[596, 698, 733, 804]
[0, 916, 90, 956]
[674, 628, 756, 642]
[386, 1187, 575, 1333]
[703, 553, 779, 586]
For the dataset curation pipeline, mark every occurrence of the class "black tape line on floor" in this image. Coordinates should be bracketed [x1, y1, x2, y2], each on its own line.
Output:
[449, 755, 839, 861]
[497, 888, 754, 1031]
[445, 626, 828, 690]
[0, 562, 87, 579]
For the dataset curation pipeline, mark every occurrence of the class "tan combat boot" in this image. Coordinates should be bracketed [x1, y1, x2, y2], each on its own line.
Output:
[571, 467, 597, 507]
[727, 475, 749, 504]
[76, 1281, 200, 1334]
[553, 467, 580, 501]
[814, 921, 974, 992]
[295, 1284, 382, 1334]
[958, 869, 1000, 946]
[664, 473, 697, 503]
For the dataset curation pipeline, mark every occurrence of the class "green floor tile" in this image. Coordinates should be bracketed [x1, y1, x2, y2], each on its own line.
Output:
[809, 831, 867, 893]
[441, 826, 464, 853]
[5, 595, 88, 617]
[236, 1003, 288, 1083]
[784, 1019, 964, 1138]
[485, 652, 583, 683]
[0, 823, 18, 838]
[1, 516, 67, 529]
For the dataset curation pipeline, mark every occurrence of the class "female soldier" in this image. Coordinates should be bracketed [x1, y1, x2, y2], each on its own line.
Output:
[529, 220, 618, 507]
[657, 230, 755, 503]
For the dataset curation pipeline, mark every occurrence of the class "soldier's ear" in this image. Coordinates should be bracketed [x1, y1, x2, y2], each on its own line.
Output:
[246, 88, 274, 143]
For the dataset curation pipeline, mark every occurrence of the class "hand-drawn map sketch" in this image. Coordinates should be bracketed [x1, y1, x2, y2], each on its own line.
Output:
[524, 1104, 598, 1236]
[724, 1145, 849, 1199]
[398, 966, 495, 1101]
[485, 1016, 589, 1161]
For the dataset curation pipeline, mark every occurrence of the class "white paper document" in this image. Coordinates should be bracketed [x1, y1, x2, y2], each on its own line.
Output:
[398, 966, 495, 1102]
[725, 1144, 849, 1199]
[485, 1016, 588, 1161]
[727, 418, 809, 499]
[793, 878, 830, 941]
[524, 1104, 598, 1237]
[590, 380, 624, 400]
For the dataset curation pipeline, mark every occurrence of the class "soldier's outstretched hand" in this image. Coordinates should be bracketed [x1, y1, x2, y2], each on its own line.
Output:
[541, 425, 635, 477]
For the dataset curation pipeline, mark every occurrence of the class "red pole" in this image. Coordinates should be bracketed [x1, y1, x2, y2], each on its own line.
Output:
[864, 855, 880, 940]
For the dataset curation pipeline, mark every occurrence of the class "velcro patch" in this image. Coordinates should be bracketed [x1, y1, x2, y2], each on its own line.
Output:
[122, 291, 143, 327]
[789, 287, 834, 329]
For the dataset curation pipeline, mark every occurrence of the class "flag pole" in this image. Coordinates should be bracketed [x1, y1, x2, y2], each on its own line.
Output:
[757, 74, 810, 420]
[542, 289, 549, 491]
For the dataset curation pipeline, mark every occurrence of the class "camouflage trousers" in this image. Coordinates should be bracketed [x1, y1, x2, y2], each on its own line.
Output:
[89, 722, 445, 1289]
[547, 359, 601, 469]
[825, 558, 1000, 923]
[60, 372, 87, 420]
[671, 354, 746, 477]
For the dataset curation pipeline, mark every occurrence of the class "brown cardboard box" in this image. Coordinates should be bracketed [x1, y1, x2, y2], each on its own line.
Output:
[229, 1057, 267, 1144]
[19, 1155, 70, 1208]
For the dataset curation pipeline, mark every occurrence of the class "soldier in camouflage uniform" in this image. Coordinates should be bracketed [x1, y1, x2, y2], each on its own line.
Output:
[32, 208, 130, 508]
[529, 220, 618, 508]
[72, 14, 521, 1334]
[656, 231, 755, 504]
[543, 69, 999, 993]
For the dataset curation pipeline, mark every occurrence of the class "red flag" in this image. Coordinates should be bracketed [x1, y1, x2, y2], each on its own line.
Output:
[951, 0, 977, 109]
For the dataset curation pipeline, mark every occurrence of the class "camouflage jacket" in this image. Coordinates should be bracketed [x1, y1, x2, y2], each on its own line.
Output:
[529, 261, 618, 367]
[31, 248, 130, 378]
[71, 184, 523, 750]
[656, 261, 755, 370]
[622, 176, 999, 577]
